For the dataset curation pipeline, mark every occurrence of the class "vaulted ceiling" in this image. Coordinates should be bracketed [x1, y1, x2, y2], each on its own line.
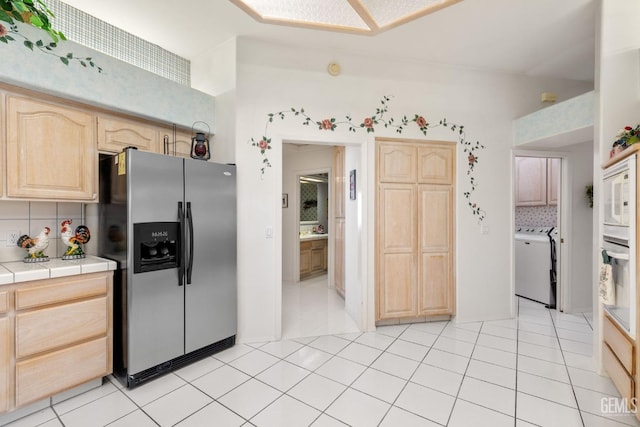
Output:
[59, 0, 596, 82]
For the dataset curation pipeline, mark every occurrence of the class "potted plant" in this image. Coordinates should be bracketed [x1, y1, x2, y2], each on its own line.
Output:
[0, 0, 102, 72]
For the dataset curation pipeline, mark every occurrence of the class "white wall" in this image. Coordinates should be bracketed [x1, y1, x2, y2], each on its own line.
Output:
[565, 141, 595, 313]
[233, 38, 593, 342]
[191, 39, 237, 165]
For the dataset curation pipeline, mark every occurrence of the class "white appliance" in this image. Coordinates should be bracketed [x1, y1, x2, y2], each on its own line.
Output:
[515, 227, 558, 307]
[602, 154, 636, 337]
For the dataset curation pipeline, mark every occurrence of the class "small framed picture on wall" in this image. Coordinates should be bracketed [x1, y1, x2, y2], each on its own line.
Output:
[282, 193, 288, 208]
[349, 169, 356, 200]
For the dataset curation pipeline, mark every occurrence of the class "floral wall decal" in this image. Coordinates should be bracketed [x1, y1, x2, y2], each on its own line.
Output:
[250, 95, 486, 221]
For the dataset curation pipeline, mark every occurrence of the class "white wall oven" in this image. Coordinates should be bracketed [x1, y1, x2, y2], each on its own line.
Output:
[602, 154, 636, 338]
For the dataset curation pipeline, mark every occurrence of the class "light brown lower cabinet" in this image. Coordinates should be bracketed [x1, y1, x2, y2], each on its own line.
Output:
[602, 313, 636, 412]
[0, 291, 10, 415]
[0, 272, 113, 414]
[300, 239, 328, 280]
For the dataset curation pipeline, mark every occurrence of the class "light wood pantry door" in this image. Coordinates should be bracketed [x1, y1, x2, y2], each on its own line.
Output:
[376, 138, 455, 322]
[418, 185, 454, 316]
[377, 183, 417, 319]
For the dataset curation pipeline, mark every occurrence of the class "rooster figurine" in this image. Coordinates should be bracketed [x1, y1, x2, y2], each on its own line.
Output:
[17, 227, 51, 262]
[61, 219, 91, 260]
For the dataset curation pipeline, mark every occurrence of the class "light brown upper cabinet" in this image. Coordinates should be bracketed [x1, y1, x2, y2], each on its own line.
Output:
[97, 114, 161, 153]
[547, 158, 560, 206]
[6, 95, 98, 201]
[515, 156, 560, 206]
[160, 128, 193, 158]
[376, 138, 455, 322]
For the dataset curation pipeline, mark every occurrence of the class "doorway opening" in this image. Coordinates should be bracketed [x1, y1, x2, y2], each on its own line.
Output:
[514, 155, 561, 309]
[281, 143, 359, 339]
[513, 144, 594, 315]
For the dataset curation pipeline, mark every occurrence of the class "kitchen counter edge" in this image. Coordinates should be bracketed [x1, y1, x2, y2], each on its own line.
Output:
[0, 255, 116, 285]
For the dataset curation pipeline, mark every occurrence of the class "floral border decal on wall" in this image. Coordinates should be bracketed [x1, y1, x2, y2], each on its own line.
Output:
[250, 95, 486, 221]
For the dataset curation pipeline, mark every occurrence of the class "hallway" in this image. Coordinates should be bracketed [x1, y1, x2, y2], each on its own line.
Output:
[281, 274, 359, 340]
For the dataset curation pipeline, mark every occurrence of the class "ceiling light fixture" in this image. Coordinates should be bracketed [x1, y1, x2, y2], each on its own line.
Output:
[230, 0, 463, 35]
[327, 62, 341, 76]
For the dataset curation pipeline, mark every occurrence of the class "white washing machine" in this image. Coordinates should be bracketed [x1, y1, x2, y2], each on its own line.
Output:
[515, 227, 557, 307]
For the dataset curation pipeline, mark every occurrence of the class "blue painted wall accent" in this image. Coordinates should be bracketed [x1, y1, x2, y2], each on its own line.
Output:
[1, 22, 215, 131]
[513, 91, 594, 145]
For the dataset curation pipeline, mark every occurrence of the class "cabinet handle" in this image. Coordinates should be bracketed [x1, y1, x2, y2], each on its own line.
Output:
[163, 134, 169, 155]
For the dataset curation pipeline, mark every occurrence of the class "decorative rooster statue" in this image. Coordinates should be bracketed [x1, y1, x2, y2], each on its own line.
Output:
[61, 219, 91, 259]
[17, 227, 51, 262]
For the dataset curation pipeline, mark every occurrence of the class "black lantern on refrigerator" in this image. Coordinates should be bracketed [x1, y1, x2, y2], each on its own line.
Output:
[190, 121, 211, 160]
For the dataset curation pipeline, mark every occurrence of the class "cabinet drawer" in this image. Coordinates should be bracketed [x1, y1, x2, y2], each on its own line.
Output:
[16, 297, 107, 358]
[311, 239, 326, 249]
[603, 313, 634, 374]
[300, 241, 312, 251]
[603, 343, 634, 403]
[0, 291, 8, 314]
[15, 337, 108, 407]
[16, 273, 108, 310]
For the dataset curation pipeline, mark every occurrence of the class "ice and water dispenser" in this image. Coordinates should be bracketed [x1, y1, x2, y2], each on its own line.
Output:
[133, 222, 180, 273]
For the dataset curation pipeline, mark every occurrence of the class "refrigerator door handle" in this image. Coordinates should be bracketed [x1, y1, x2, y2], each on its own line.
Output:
[186, 201, 194, 285]
[178, 202, 184, 287]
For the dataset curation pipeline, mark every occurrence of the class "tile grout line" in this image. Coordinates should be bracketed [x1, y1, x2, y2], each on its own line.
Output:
[375, 320, 451, 426]
[443, 319, 485, 426]
[514, 297, 520, 427]
[547, 305, 586, 427]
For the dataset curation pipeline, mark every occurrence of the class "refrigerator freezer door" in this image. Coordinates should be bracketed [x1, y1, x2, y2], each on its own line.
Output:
[127, 150, 185, 374]
[184, 160, 237, 353]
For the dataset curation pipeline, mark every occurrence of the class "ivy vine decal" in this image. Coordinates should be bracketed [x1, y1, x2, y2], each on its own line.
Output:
[250, 96, 486, 221]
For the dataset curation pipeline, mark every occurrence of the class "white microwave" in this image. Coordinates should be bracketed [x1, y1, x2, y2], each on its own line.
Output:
[603, 155, 636, 244]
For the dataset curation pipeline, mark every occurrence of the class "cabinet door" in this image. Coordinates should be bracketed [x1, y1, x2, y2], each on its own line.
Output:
[311, 245, 325, 271]
[547, 158, 560, 206]
[334, 146, 345, 217]
[161, 129, 193, 158]
[6, 96, 97, 201]
[377, 184, 417, 320]
[334, 218, 345, 297]
[377, 142, 417, 183]
[300, 245, 312, 275]
[0, 316, 9, 414]
[418, 144, 454, 184]
[515, 157, 547, 206]
[97, 115, 159, 153]
[417, 185, 454, 315]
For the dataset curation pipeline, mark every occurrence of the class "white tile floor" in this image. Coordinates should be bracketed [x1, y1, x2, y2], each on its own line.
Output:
[6, 298, 640, 427]
[281, 275, 359, 339]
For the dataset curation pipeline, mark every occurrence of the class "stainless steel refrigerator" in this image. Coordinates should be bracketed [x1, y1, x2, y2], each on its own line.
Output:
[99, 148, 236, 388]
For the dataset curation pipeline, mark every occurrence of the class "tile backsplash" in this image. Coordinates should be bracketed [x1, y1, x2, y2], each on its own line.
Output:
[515, 205, 557, 227]
[0, 201, 85, 262]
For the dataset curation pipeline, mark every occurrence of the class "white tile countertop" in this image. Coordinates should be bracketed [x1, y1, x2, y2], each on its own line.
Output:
[299, 234, 329, 241]
[0, 255, 117, 285]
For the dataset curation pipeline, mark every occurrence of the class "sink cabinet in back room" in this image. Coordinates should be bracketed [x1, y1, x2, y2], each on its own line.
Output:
[300, 238, 328, 279]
